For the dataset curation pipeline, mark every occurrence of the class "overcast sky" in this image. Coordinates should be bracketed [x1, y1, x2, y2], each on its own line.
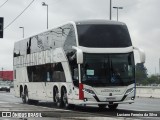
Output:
[0, 0, 160, 75]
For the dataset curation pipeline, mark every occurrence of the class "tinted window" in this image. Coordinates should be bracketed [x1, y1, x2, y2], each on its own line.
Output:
[63, 24, 76, 54]
[77, 25, 132, 48]
[27, 63, 66, 82]
[62, 25, 79, 86]
[14, 25, 66, 57]
[27, 64, 52, 82]
[52, 63, 66, 82]
[81, 53, 135, 87]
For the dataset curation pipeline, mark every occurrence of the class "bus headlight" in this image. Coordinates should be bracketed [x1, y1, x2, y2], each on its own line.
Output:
[83, 88, 95, 96]
[125, 88, 135, 95]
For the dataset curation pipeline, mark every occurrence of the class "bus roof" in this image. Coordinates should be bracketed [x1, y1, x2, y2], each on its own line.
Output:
[15, 19, 126, 43]
[74, 19, 125, 26]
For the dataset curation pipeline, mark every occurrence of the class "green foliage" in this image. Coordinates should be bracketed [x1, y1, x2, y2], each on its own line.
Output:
[135, 63, 160, 85]
[147, 75, 160, 84]
[135, 63, 148, 84]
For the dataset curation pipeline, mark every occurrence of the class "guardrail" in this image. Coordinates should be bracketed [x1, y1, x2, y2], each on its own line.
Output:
[136, 86, 160, 98]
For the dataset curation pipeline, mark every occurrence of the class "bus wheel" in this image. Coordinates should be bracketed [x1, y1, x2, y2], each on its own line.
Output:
[98, 104, 107, 109]
[21, 90, 26, 103]
[54, 87, 61, 107]
[108, 104, 118, 110]
[62, 88, 70, 109]
[22, 88, 29, 104]
[22, 92, 26, 104]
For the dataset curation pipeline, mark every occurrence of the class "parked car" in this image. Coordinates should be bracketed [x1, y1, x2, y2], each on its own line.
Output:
[9, 82, 14, 88]
[0, 81, 10, 92]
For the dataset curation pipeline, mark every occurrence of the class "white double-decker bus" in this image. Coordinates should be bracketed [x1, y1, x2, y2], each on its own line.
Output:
[13, 20, 145, 109]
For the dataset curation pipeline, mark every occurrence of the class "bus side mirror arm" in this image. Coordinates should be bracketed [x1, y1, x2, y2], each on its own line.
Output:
[134, 47, 146, 63]
[72, 46, 83, 64]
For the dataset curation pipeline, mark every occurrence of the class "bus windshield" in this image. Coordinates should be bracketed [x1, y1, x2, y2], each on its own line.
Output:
[81, 53, 135, 87]
[77, 24, 132, 48]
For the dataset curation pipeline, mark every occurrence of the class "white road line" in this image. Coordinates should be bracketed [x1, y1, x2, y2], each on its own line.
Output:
[118, 108, 156, 111]
[0, 101, 9, 103]
[0, 93, 15, 98]
[12, 102, 72, 112]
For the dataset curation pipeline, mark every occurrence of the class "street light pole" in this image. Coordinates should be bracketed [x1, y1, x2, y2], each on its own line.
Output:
[113, 7, 123, 21]
[1, 67, 3, 80]
[42, 2, 48, 29]
[19, 27, 24, 38]
[110, 0, 112, 20]
[159, 58, 160, 79]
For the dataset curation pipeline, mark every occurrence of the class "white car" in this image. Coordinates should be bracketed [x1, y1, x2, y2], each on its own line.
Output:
[0, 81, 10, 92]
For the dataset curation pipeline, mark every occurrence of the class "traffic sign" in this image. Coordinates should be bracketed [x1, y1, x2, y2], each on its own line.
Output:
[0, 17, 4, 38]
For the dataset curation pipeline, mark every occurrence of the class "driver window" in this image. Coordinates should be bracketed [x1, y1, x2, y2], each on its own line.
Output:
[73, 68, 78, 80]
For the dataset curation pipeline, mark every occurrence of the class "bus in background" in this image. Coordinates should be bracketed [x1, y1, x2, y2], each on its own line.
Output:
[13, 20, 145, 109]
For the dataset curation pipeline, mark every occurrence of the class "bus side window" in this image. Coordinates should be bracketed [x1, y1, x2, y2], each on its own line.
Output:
[47, 72, 50, 82]
[45, 64, 52, 82]
[73, 68, 78, 80]
[52, 63, 66, 82]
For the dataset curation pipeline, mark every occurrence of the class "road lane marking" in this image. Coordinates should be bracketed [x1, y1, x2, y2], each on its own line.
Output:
[0, 101, 9, 103]
[0, 93, 15, 98]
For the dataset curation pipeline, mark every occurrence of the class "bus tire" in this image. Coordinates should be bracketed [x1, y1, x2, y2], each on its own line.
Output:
[20, 86, 23, 97]
[54, 87, 61, 107]
[98, 104, 107, 109]
[62, 87, 72, 109]
[108, 104, 118, 110]
[22, 88, 29, 104]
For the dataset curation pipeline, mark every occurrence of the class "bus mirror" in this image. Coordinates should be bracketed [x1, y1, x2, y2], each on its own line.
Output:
[77, 50, 83, 64]
[134, 47, 146, 63]
[72, 46, 83, 64]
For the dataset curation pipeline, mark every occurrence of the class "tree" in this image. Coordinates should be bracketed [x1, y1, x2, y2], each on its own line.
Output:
[135, 63, 148, 84]
[146, 75, 160, 85]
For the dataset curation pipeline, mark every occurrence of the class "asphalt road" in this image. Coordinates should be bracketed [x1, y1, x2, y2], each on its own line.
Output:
[0, 90, 160, 120]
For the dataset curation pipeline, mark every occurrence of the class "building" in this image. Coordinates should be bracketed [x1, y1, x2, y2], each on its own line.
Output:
[0, 71, 13, 81]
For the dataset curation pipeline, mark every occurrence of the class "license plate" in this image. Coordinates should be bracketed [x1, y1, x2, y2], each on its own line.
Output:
[106, 97, 116, 100]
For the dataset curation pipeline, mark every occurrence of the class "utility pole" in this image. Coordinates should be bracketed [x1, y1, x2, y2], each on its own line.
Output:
[1, 67, 3, 80]
[110, 0, 112, 20]
[19, 27, 24, 38]
[159, 58, 160, 80]
[42, 2, 48, 29]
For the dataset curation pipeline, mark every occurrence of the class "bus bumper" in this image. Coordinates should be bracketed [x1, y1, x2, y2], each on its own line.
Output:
[78, 100, 134, 105]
